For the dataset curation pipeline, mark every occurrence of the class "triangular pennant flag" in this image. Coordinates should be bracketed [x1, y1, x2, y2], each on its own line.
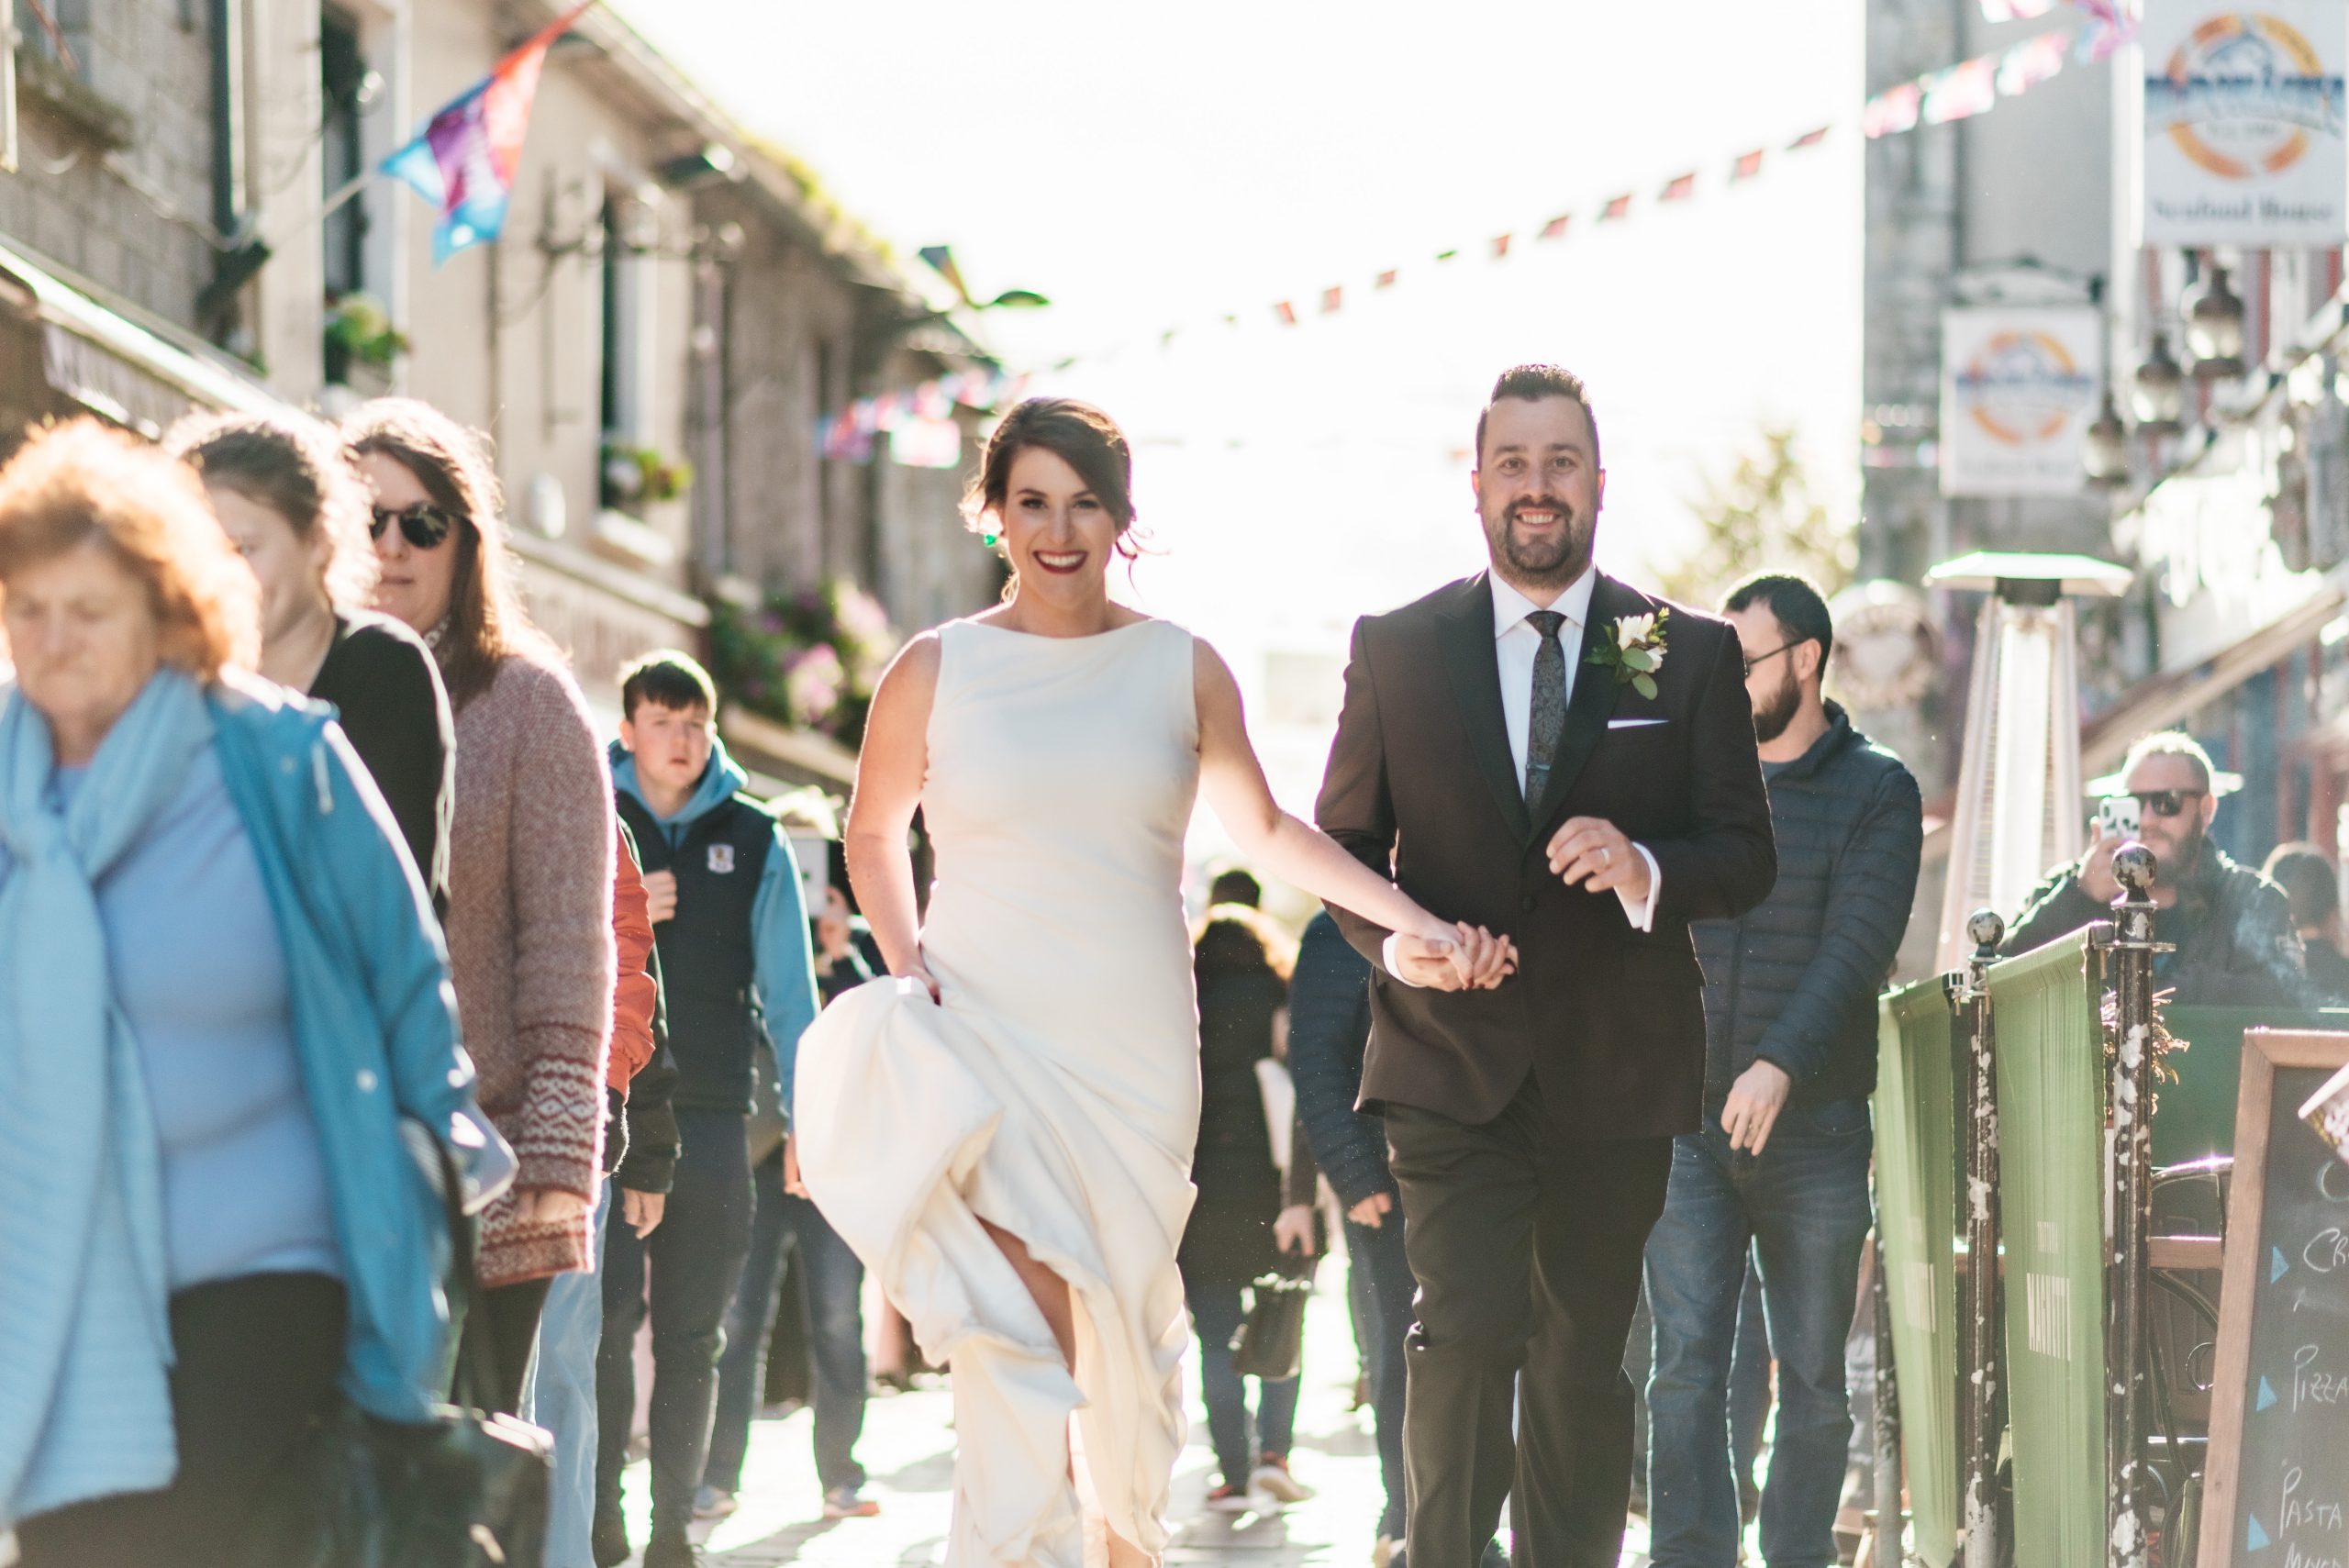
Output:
[1863, 82, 1924, 139]
[1922, 56, 1999, 125]
[1435, 248, 1460, 261]
[1490, 234, 1513, 259]
[2256, 1375, 2278, 1412]
[1375, 269, 1398, 288]
[2248, 1514, 2271, 1551]
[1599, 194, 1632, 220]
[1539, 215, 1570, 240]
[1787, 125, 1831, 150]
[1320, 285, 1342, 314]
[381, 1, 593, 262]
[1731, 150, 1765, 181]
[1660, 172, 1697, 202]
[2273, 1245, 2291, 1283]
[1274, 300, 1298, 326]
[1997, 30, 2067, 95]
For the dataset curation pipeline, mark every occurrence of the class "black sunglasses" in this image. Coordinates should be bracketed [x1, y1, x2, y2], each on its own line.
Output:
[369, 502, 456, 550]
[2133, 789, 2206, 818]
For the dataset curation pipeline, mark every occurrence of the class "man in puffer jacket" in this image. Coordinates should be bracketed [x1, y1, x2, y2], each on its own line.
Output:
[1642, 573, 1923, 1568]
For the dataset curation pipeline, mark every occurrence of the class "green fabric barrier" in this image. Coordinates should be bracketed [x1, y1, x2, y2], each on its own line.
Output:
[1873, 977, 1963, 1568]
[1987, 931, 2108, 1568]
[2152, 1006, 2349, 1165]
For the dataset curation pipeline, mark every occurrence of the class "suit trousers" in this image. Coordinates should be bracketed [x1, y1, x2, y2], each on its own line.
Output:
[1386, 1073, 1673, 1568]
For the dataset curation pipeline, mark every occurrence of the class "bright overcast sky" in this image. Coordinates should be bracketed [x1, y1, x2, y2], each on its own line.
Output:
[614, 0, 1866, 828]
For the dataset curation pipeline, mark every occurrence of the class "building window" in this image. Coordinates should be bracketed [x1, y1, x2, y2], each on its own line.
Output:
[21, 0, 95, 79]
[320, 9, 369, 302]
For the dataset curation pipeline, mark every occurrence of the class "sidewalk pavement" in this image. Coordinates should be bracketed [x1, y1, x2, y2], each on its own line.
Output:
[615, 1262, 1665, 1567]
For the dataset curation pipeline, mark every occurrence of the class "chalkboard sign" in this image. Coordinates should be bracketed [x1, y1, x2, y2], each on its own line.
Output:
[2199, 1029, 2349, 1568]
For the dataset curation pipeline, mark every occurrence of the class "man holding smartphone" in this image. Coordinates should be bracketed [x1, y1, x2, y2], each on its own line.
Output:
[2003, 730, 2313, 1006]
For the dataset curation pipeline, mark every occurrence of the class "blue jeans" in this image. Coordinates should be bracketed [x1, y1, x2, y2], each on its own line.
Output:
[524, 1182, 609, 1568]
[1185, 1277, 1302, 1488]
[704, 1153, 870, 1495]
[1645, 1097, 1874, 1568]
[1346, 1210, 1414, 1542]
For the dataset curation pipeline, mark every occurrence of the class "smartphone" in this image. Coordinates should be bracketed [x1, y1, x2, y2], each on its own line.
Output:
[2097, 795, 2141, 840]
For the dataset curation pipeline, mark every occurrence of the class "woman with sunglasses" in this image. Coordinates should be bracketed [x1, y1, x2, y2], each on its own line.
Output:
[343, 398, 617, 1414]
[167, 410, 453, 916]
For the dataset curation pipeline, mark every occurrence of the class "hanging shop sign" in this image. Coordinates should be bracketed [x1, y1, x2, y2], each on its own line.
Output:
[2141, 0, 2348, 246]
[1939, 306, 2101, 497]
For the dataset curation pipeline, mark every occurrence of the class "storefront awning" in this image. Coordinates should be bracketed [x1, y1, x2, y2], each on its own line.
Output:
[2080, 585, 2347, 777]
[0, 238, 279, 435]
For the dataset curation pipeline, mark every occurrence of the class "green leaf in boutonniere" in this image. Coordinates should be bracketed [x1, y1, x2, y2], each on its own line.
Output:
[1586, 605, 1671, 702]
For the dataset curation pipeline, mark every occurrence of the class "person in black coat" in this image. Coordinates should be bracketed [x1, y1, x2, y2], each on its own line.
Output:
[171, 410, 452, 914]
[1644, 574, 1922, 1568]
[1181, 905, 1321, 1512]
[2264, 843, 2349, 1002]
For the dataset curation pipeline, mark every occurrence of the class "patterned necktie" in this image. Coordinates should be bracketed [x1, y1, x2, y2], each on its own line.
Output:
[1524, 609, 1568, 802]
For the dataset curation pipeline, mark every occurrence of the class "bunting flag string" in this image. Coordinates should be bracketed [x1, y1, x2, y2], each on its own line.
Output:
[1980, 0, 2138, 60]
[821, 19, 2093, 462]
[1865, 27, 2077, 138]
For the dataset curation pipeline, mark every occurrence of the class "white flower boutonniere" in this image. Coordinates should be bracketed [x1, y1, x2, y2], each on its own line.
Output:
[1586, 606, 1670, 700]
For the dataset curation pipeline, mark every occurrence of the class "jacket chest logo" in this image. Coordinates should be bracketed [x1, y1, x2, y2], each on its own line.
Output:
[707, 843, 736, 874]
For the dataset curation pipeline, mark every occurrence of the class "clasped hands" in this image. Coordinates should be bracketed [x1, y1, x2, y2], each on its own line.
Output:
[1391, 816, 1646, 993]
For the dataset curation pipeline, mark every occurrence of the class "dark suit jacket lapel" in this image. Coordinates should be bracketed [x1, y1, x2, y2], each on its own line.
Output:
[1529, 573, 1637, 836]
[1435, 573, 1532, 843]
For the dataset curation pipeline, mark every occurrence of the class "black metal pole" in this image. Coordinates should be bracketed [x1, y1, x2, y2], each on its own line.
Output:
[2104, 845, 2160, 1568]
[1960, 909, 2006, 1568]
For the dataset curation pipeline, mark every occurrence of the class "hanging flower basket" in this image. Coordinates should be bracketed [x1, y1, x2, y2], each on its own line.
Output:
[707, 579, 899, 749]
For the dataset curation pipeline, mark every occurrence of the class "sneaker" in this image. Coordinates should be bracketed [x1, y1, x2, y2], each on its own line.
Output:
[694, 1485, 739, 1520]
[590, 1501, 630, 1568]
[823, 1485, 881, 1519]
[640, 1529, 704, 1568]
[1206, 1482, 1254, 1512]
[1250, 1453, 1316, 1505]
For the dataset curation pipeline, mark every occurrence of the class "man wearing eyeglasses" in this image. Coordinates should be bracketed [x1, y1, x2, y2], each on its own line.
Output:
[2003, 731, 2313, 1007]
[1640, 573, 1923, 1568]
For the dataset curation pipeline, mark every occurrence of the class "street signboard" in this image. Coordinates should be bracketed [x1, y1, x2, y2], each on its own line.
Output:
[1940, 307, 2100, 498]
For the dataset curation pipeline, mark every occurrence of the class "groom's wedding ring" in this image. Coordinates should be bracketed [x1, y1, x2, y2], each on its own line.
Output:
[1600, 847, 1612, 867]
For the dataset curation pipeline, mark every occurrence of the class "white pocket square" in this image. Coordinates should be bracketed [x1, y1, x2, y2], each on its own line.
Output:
[1607, 717, 1668, 729]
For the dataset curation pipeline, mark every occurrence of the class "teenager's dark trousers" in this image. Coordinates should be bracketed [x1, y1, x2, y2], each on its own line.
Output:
[1385, 1075, 1674, 1568]
[705, 1154, 871, 1496]
[1346, 1208, 1415, 1544]
[597, 1108, 753, 1536]
[459, 1276, 553, 1416]
[14, 1273, 345, 1568]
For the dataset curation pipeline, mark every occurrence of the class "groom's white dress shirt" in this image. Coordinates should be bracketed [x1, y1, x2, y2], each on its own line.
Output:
[1384, 568, 1661, 981]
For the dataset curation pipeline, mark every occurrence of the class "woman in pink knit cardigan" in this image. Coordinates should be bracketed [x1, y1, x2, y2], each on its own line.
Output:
[344, 398, 616, 1414]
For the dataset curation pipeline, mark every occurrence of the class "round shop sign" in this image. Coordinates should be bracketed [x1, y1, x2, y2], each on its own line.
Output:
[1954, 330, 2094, 447]
[2154, 13, 2342, 180]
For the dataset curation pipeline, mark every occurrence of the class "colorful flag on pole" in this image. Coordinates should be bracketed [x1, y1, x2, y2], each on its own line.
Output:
[1922, 56, 1999, 123]
[382, 2, 592, 262]
[1997, 29, 2067, 95]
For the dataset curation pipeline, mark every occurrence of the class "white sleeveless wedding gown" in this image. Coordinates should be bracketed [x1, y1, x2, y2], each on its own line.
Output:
[794, 617, 1203, 1566]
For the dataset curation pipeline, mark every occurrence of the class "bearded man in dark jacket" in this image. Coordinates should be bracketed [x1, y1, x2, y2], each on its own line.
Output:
[1642, 574, 1923, 1568]
[2003, 730, 2312, 1008]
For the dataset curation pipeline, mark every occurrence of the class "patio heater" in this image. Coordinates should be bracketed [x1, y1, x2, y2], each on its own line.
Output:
[1926, 551, 2134, 972]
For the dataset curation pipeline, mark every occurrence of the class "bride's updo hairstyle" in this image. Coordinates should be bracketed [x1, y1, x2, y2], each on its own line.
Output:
[963, 397, 1142, 563]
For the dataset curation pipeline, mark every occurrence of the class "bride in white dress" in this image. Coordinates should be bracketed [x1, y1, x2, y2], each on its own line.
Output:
[790, 398, 1511, 1568]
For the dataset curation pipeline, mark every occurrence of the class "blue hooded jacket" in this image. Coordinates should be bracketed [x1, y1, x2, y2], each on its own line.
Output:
[610, 732, 819, 1116]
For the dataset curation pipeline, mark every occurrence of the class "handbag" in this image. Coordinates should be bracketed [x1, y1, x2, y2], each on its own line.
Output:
[244, 1141, 552, 1568]
[1229, 1252, 1317, 1382]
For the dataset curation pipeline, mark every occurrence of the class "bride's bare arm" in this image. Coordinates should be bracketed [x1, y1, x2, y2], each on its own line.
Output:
[843, 634, 940, 992]
[1193, 639, 1511, 986]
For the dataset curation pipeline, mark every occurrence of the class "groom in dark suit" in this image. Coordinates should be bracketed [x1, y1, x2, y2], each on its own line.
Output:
[1316, 365, 1776, 1568]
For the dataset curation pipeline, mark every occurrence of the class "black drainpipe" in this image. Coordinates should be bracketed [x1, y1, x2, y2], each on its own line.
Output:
[196, 0, 270, 336]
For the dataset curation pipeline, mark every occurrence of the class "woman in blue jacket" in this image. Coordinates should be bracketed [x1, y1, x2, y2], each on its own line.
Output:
[0, 420, 503, 1568]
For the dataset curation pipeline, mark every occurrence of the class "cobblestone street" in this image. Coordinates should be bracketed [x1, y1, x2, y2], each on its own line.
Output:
[613, 1265, 1663, 1567]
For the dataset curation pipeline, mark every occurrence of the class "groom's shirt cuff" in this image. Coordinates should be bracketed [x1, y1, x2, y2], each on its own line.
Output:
[1383, 843, 1662, 988]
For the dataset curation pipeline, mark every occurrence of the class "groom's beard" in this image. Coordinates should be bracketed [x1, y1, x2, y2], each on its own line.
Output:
[1485, 495, 1593, 594]
[1751, 668, 1801, 744]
